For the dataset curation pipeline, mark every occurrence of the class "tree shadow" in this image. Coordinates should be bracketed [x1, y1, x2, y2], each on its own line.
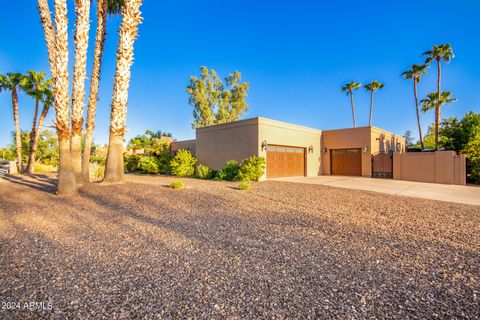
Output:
[1, 174, 57, 194]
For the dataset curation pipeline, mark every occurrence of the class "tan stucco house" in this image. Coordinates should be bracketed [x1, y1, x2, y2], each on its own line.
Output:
[171, 117, 405, 181]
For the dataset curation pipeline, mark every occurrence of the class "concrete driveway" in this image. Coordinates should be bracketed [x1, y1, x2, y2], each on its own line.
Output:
[273, 176, 480, 206]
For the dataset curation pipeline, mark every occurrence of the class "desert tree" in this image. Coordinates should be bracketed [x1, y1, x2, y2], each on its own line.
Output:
[187, 66, 250, 129]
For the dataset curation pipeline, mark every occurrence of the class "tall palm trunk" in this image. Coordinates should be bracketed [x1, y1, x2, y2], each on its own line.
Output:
[104, 0, 143, 183]
[349, 89, 356, 127]
[435, 58, 441, 150]
[71, 0, 91, 184]
[82, 0, 107, 182]
[369, 90, 374, 126]
[54, 0, 76, 195]
[413, 77, 424, 149]
[26, 93, 41, 174]
[38, 0, 56, 81]
[11, 88, 23, 172]
[26, 103, 49, 174]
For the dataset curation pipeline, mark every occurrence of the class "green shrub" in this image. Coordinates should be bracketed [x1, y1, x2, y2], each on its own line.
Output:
[125, 155, 141, 172]
[238, 156, 266, 181]
[170, 180, 185, 189]
[239, 181, 251, 190]
[138, 156, 162, 174]
[170, 150, 197, 177]
[216, 160, 241, 181]
[196, 164, 215, 179]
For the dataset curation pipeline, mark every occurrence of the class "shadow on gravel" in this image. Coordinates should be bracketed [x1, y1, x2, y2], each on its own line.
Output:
[1, 174, 57, 194]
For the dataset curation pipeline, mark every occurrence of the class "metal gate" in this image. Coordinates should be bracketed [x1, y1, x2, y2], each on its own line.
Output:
[372, 152, 393, 178]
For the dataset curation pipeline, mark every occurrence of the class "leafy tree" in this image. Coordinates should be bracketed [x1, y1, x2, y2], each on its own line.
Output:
[341, 81, 361, 127]
[401, 64, 428, 149]
[364, 81, 384, 126]
[422, 112, 480, 183]
[423, 44, 455, 149]
[187, 66, 250, 128]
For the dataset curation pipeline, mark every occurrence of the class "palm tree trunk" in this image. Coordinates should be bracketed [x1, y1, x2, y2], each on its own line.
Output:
[82, 0, 107, 183]
[369, 90, 374, 126]
[104, 0, 143, 183]
[435, 58, 441, 150]
[53, 0, 76, 195]
[38, 0, 56, 80]
[26, 96, 40, 174]
[11, 88, 23, 173]
[350, 89, 356, 128]
[26, 104, 49, 173]
[413, 77, 424, 149]
[71, 0, 91, 184]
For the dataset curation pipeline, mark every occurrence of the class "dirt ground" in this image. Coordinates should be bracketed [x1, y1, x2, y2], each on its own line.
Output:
[0, 173, 479, 319]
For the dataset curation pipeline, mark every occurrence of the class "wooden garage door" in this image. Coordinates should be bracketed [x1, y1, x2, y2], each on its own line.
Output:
[266, 145, 305, 179]
[331, 149, 362, 176]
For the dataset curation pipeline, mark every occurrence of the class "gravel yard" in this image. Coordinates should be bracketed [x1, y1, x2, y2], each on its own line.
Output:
[0, 173, 479, 319]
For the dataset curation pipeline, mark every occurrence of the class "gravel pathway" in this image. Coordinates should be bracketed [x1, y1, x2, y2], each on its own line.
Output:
[0, 174, 479, 319]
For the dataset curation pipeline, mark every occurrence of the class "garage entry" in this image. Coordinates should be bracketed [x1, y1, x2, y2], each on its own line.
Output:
[266, 145, 305, 179]
[331, 148, 362, 176]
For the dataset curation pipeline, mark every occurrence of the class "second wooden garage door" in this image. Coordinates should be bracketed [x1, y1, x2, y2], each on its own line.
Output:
[331, 148, 362, 176]
[267, 145, 305, 179]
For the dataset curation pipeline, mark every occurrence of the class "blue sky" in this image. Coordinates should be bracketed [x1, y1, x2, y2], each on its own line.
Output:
[1, 0, 479, 147]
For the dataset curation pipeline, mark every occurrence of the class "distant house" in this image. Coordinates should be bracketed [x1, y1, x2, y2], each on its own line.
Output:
[171, 117, 405, 180]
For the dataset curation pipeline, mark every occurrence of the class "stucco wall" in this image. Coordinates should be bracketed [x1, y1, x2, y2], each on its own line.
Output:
[321, 127, 372, 176]
[257, 118, 322, 180]
[195, 118, 259, 170]
[393, 151, 466, 185]
[170, 139, 196, 156]
[321, 126, 405, 177]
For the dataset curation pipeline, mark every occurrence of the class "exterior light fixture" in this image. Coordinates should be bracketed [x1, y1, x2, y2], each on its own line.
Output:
[261, 140, 268, 151]
[323, 147, 327, 154]
[308, 145, 314, 153]
[363, 146, 368, 153]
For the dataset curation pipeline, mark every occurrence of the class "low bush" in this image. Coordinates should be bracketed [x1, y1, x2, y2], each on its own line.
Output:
[170, 180, 185, 189]
[196, 164, 215, 179]
[170, 150, 197, 177]
[138, 156, 162, 174]
[89, 162, 104, 180]
[237, 156, 266, 181]
[216, 160, 241, 181]
[124, 155, 141, 172]
[33, 162, 57, 173]
[239, 181, 251, 190]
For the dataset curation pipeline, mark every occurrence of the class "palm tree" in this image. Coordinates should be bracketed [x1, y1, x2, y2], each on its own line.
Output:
[364, 81, 384, 126]
[420, 91, 456, 114]
[104, 0, 144, 183]
[82, 0, 121, 182]
[423, 44, 454, 149]
[53, 0, 77, 195]
[341, 81, 361, 127]
[0, 73, 27, 172]
[70, 0, 91, 184]
[22, 71, 53, 173]
[401, 64, 428, 149]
